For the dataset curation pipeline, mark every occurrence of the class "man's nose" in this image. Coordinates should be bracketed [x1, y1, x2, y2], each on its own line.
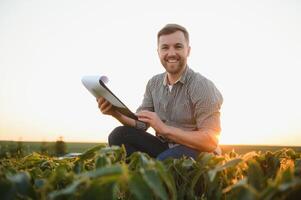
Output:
[167, 48, 176, 56]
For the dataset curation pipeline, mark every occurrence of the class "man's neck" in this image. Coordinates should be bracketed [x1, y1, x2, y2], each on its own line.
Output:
[167, 66, 187, 85]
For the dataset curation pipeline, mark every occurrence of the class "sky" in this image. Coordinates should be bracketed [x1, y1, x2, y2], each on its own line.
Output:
[0, 0, 300, 146]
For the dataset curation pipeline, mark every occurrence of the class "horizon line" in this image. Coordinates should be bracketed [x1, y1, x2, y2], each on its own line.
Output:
[0, 140, 301, 147]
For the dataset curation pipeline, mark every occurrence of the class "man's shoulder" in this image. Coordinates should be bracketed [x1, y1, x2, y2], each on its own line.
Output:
[147, 72, 165, 86]
[187, 68, 213, 89]
[187, 68, 223, 102]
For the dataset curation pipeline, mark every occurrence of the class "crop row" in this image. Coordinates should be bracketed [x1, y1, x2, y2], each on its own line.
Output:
[1, 145, 301, 200]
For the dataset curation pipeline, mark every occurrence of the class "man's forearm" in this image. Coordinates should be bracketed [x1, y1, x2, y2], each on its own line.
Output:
[112, 111, 136, 127]
[136, 110, 219, 152]
[164, 126, 219, 152]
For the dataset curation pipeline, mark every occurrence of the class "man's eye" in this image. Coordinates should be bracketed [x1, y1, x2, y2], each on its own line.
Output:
[176, 45, 183, 49]
[161, 47, 168, 50]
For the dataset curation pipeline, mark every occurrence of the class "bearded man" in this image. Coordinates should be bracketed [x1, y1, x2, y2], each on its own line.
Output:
[97, 24, 223, 160]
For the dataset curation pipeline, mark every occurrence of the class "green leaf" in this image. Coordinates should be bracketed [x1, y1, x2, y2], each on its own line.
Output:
[294, 158, 301, 177]
[81, 165, 123, 179]
[278, 178, 301, 192]
[141, 169, 169, 200]
[196, 152, 215, 166]
[79, 178, 119, 200]
[129, 173, 153, 200]
[155, 161, 177, 200]
[222, 178, 248, 194]
[229, 185, 258, 200]
[242, 151, 259, 161]
[274, 166, 294, 186]
[247, 159, 265, 191]
[73, 160, 85, 174]
[181, 158, 195, 169]
[208, 158, 242, 182]
[128, 152, 152, 170]
[79, 144, 106, 161]
[100, 145, 127, 163]
[264, 152, 280, 178]
[96, 156, 111, 168]
[188, 167, 206, 198]
[48, 179, 87, 200]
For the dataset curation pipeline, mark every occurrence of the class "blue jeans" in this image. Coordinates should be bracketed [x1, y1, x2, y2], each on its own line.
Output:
[108, 126, 200, 161]
[156, 145, 199, 161]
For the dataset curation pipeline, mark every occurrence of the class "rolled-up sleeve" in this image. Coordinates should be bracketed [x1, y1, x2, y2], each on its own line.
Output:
[192, 79, 223, 133]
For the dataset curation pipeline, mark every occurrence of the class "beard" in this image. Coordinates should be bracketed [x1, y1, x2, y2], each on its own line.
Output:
[161, 56, 187, 75]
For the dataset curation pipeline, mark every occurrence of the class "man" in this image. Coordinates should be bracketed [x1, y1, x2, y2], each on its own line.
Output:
[97, 24, 223, 160]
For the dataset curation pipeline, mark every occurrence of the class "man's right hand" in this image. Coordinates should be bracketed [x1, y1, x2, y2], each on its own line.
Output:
[97, 97, 116, 116]
[97, 97, 136, 127]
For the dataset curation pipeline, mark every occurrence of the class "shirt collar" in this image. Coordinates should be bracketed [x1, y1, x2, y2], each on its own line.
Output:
[163, 65, 190, 86]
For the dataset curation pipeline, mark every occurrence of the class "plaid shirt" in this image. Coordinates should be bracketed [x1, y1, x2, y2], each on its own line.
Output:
[135, 66, 223, 148]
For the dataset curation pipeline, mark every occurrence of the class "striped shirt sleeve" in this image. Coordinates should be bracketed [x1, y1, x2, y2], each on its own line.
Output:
[191, 77, 223, 133]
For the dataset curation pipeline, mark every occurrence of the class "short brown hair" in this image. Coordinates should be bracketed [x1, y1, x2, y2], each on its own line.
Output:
[157, 24, 189, 44]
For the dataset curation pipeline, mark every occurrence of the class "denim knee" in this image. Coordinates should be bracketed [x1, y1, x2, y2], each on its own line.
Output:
[108, 126, 127, 146]
[156, 145, 199, 161]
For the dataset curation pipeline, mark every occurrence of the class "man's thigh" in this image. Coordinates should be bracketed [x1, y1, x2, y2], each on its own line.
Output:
[109, 126, 169, 158]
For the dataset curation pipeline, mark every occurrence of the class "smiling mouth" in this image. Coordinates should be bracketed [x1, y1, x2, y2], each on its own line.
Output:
[166, 58, 179, 63]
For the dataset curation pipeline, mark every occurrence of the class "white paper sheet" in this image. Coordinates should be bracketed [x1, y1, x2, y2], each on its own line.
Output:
[81, 76, 126, 108]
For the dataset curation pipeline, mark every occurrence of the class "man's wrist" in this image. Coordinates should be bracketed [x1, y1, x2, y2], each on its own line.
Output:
[135, 120, 147, 130]
[162, 125, 173, 138]
[111, 110, 121, 119]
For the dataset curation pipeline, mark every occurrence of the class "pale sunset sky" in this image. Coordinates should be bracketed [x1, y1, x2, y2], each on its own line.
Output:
[0, 0, 300, 145]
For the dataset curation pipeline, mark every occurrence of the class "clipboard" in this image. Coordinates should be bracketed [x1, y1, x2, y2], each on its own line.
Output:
[81, 76, 138, 120]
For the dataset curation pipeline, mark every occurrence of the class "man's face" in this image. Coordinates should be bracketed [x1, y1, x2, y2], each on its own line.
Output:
[157, 31, 191, 75]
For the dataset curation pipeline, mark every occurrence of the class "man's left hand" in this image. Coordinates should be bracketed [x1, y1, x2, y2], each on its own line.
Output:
[136, 110, 169, 136]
